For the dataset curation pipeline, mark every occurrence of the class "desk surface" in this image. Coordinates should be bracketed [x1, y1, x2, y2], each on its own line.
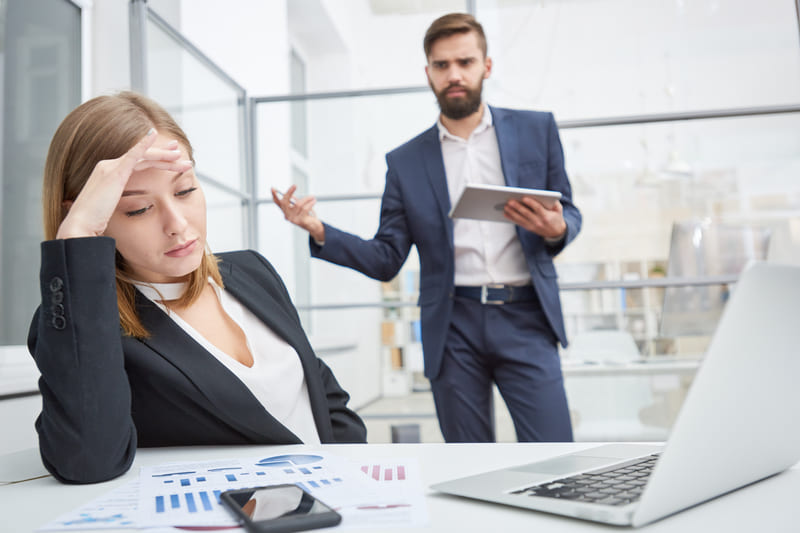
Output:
[1, 443, 797, 533]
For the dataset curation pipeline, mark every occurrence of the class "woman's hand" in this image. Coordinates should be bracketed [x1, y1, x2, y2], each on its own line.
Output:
[271, 185, 326, 243]
[56, 129, 193, 240]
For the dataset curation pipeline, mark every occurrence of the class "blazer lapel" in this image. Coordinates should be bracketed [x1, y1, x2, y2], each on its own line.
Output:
[135, 290, 301, 444]
[491, 106, 520, 187]
[420, 125, 454, 247]
[218, 260, 335, 442]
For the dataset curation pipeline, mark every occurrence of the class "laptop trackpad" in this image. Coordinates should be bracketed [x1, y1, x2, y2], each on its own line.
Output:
[512, 455, 616, 475]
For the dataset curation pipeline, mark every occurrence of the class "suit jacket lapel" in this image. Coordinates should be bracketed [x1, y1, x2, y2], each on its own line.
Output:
[491, 106, 520, 187]
[135, 287, 301, 444]
[218, 261, 308, 352]
[420, 124, 454, 247]
[218, 259, 335, 442]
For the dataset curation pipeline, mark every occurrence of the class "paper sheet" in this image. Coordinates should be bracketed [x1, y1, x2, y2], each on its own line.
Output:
[40, 452, 426, 531]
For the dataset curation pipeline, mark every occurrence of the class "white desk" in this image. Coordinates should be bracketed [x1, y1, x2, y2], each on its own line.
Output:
[1, 443, 797, 532]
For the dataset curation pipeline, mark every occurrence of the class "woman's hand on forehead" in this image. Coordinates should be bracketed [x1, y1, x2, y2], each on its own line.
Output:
[56, 129, 193, 240]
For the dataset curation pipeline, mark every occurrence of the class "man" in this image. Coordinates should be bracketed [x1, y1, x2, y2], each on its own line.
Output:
[273, 13, 581, 443]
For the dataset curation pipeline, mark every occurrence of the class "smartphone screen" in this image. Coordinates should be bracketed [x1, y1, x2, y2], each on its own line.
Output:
[221, 484, 341, 533]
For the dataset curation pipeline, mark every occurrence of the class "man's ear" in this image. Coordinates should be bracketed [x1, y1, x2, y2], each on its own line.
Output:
[484, 56, 492, 79]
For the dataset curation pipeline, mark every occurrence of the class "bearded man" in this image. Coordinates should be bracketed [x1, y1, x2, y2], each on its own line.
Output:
[274, 13, 582, 444]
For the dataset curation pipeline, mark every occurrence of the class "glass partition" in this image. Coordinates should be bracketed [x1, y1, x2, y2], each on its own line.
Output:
[255, 90, 437, 322]
[0, 0, 82, 345]
[144, 9, 249, 254]
[476, 0, 800, 119]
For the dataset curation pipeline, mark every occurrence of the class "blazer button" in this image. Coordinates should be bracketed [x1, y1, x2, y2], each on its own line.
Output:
[51, 315, 66, 330]
[49, 277, 63, 292]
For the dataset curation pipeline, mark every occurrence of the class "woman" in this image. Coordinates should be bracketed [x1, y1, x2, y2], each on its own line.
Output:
[29, 92, 366, 484]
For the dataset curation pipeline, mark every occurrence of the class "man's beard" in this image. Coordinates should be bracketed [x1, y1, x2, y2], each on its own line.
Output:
[432, 80, 483, 120]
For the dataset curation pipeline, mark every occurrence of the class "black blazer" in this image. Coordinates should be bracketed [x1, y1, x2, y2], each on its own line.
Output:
[28, 237, 366, 484]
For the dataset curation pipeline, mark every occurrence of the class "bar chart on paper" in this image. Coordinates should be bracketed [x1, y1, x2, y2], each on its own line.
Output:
[361, 462, 407, 482]
[138, 454, 367, 527]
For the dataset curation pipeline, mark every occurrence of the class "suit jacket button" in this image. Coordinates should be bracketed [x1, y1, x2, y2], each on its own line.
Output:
[51, 315, 66, 330]
[49, 277, 63, 292]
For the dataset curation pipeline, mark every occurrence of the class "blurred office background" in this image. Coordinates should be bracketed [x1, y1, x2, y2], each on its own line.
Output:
[2, 0, 800, 451]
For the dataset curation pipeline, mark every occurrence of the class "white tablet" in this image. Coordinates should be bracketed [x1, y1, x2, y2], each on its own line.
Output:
[448, 183, 562, 223]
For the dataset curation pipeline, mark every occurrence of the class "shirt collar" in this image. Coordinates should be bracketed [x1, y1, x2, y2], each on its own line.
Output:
[436, 102, 493, 141]
[134, 277, 218, 302]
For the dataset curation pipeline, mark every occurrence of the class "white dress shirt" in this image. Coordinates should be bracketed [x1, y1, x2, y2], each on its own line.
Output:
[438, 104, 532, 286]
[134, 280, 321, 444]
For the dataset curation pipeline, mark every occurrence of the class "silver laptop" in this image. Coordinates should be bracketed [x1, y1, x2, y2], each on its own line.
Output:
[431, 262, 800, 527]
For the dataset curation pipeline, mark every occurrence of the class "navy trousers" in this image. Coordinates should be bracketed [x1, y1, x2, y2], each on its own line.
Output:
[429, 295, 573, 443]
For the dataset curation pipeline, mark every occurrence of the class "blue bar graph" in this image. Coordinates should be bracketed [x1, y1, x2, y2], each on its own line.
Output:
[196, 476, 206, 482]
[256, 471, 266, 476]
[284, 468, 294, 474]
[321, 479, 331, 485]
[199, 491, 213, 511]
[299, 468, 311, 475]
[225, 474, 236, 482]
[213, 490, 222, 502]
[155, 496, 165, 513]
[185, 493, 197, 513]
[170, 494, 180, 509]
[180, 478, 190, 486]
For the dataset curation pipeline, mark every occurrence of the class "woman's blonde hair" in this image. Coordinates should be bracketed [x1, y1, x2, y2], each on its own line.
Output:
[42, 91, 223, 338]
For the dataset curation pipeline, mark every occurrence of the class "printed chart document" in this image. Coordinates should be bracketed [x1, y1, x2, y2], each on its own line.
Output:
[39, 452, 427, 531]
[448, 183, 562, 223]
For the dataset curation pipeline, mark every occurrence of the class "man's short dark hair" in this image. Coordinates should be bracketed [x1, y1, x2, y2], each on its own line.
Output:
[423, 13, 487, 59]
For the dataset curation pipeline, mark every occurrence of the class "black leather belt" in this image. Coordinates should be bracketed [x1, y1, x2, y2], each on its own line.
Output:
[454, 284, 537, 305]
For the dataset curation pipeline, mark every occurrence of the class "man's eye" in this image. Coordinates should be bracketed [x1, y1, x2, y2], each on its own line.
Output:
[125, 206, 150, 217]
[176, 187, 197, 197]
[433, 62, 448, 69]
[459, 58, 474, 67]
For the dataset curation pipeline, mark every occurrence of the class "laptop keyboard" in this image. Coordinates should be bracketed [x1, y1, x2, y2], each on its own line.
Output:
[511, 454, 661, 506]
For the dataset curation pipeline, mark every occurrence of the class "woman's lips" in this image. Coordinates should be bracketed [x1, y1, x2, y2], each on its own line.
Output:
[165, 239, 197, 258]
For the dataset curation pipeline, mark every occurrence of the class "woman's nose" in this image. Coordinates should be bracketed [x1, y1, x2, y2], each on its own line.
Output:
[163, 202, 188, 236]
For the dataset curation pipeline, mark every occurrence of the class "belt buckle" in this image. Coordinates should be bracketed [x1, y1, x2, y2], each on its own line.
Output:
[481, 284, 506, 305]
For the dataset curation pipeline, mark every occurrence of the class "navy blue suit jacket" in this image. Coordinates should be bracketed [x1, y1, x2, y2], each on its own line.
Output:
[312, 106, 581, 380]
[29, 238, 365, 484]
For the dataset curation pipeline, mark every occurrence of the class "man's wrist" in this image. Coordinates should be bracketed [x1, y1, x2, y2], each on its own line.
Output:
[309, 220, 325, 244]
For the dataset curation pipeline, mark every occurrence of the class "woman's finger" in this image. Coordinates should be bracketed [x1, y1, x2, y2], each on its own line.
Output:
[133, 158, 193, 173]
[117, 128, 159, 175]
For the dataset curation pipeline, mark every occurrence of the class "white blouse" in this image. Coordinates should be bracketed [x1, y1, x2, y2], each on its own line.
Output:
[133, 279, 321, 444]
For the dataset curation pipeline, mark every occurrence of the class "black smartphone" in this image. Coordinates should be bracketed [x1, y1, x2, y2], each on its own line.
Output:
[220, 484, 342, 533]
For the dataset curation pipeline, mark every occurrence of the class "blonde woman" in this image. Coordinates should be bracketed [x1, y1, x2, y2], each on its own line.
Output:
[29, 92, 365, 484]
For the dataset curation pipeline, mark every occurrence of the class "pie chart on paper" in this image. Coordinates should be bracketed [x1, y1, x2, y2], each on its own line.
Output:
[255, 454, 324, 468]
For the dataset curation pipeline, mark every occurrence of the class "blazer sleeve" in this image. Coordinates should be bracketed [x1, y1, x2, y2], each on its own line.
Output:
[310, 161, 413, 282]
[519, 111, 582, 257]
[27, 237, 137, 484]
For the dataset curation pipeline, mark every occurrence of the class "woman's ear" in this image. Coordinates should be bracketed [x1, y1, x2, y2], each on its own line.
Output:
[62, 200, 73, 213]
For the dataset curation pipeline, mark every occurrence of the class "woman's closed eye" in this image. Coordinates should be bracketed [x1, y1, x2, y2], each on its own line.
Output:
[125, 205, 152, 217]
[175, 186, 197, 198]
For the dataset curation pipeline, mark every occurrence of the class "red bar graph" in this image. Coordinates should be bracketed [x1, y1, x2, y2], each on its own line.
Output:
[360, 463, 407, 482]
